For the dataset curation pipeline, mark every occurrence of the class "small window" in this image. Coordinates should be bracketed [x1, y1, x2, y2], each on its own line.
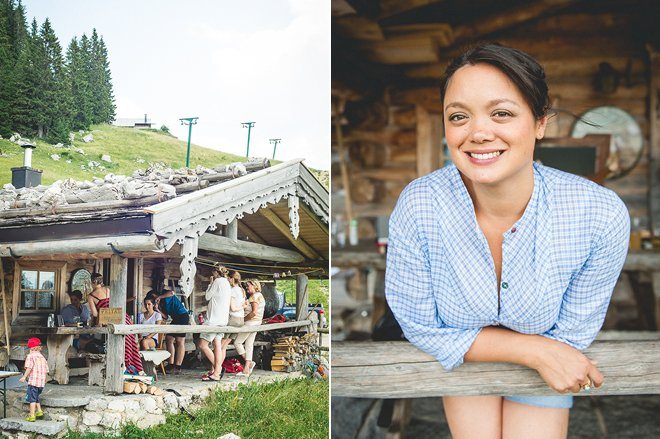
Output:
[20, 270, 56, 312]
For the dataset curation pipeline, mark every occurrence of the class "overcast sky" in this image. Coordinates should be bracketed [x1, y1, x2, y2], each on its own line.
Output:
[24, 0, 330, 169]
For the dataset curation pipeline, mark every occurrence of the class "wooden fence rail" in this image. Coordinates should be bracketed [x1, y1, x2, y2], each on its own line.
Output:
[333, 334, 660, 398]
[108, 320, 312, 335]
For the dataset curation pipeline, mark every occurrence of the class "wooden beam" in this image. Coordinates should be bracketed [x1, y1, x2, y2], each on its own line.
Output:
[237, 221, 267, 245]
[259, 209, 321, 260]
[334, 15, 384, 41]
[333, 339, 660, 398]
[225, 219, 238, 240]
[0, 234, 163, 258]
[648, 46, 660, 233]
[453, 0, 576, 44]
[198, 233, 305, 263]
[109, 319, 312, 335]
[416, 105, 444, 177]
[296, 274, 309, 321]
[377, 0, 447, 20]
[106, 254, 127, 394]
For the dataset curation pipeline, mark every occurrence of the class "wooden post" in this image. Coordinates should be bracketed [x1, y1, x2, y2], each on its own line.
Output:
[416, 105, 444, 177]
[226, 219, 238, 241]
[295, 274, 309, 322]
[648, 47, 660, 233]
[106, 254, 127, 394]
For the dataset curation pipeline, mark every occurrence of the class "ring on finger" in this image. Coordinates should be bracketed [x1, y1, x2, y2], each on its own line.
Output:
[580, 379, 593, 391]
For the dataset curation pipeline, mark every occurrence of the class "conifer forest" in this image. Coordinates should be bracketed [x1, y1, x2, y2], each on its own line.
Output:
[0, 0, 115, 143]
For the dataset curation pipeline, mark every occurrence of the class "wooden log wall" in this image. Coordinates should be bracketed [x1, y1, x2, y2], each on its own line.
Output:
[333, 10, 656, 235]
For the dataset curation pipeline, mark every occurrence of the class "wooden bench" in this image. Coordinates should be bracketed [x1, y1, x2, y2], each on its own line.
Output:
[78, 353, 105, 387]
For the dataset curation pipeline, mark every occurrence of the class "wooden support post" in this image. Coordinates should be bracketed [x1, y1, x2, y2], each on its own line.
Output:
[226, 219, 238, 241]
[46, 335, 73, 384]
[648, 47, 660, 233]
[296, 274, 309, 322]
[106, 254, 127, 394]
[416, 105, 443, 177]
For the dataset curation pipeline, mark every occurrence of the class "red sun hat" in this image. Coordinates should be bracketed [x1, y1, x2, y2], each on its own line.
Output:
[27, 338, 41, 349]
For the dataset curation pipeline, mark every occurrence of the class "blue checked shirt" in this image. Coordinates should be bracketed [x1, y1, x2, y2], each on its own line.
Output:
[385, 162, 630, 370]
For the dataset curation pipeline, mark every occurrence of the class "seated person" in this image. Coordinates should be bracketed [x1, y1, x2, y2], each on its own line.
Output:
[60, 290, 91, 325]
[137, 296, 163, 350]
[60, 290, 92, 350]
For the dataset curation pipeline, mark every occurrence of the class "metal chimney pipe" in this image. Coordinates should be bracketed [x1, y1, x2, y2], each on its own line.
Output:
[21, 143, 35, 168]
[144, 113, 147, 123]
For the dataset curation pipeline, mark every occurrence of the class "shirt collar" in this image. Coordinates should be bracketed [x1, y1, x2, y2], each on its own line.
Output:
[447, 162, 542, 231]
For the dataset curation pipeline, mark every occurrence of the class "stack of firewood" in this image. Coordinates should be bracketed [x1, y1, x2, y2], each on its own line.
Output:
[270, 334, 319, 372]
[123, 381, 164, 395]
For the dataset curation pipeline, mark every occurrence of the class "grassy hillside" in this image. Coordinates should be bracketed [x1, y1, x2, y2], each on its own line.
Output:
[0, 124, 248, 185]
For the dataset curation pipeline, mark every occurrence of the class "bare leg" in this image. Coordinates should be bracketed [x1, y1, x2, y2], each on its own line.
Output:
[29, 402, 36, 417]
[175, 337, 186, 366]
[198, 338, 215, 373]
[36, 402, 42, 413]
[443, 396, 503, 439]
[140, 338, 156, 350]
[502, 399, 569, 439]
[219, 338, 231, 371]
[166, 336, 175, 366]
[210, 338, 224, 379]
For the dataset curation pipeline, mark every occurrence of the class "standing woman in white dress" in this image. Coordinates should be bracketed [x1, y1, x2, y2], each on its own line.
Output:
[386, 43, 630, 438]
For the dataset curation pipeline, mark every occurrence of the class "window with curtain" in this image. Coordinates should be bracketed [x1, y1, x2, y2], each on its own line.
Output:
[20, 269, 57, 312]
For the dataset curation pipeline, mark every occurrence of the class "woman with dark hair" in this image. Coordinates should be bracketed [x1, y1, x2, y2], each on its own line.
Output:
[87, 273, 144, 373]
[385, 43, 629, 437]
[137, 296, 163, 350]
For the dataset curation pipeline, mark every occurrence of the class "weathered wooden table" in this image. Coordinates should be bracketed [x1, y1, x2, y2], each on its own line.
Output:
[0, 371, 21, 418]
[18, 327, 109, 385]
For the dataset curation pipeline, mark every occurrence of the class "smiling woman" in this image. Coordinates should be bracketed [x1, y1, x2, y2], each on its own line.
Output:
[385, 44, 630, 439]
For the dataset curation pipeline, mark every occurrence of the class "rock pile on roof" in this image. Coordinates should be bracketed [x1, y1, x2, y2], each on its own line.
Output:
[0, 159, 269, 212]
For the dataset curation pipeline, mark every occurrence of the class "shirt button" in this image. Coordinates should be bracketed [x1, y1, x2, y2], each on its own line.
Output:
[511, 227, 517, 233]
[501, 282, 509, 289]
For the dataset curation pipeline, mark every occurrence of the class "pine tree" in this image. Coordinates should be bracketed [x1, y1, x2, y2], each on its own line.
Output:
[89, 29, 115, 124]
[67, 33, 93, 130]
[0, 1, 14, 136]
[39, 18, 69, 143]
[9, 18, 43, 137]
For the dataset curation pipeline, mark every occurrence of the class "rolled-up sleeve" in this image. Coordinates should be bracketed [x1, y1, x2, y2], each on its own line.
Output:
[385, 183, 482, 370]
[542, 196, 630, 349]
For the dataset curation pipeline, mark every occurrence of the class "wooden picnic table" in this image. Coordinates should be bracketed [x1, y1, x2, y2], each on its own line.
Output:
[0, 371, 21, 418]
[18, 327, 109, 385]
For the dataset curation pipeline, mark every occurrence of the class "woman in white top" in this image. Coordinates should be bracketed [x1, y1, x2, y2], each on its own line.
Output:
[227, 271, 248, 338]
[234, 279, 266, 376]
[200, 266, 231, 381]
[137, 297, 163, 350]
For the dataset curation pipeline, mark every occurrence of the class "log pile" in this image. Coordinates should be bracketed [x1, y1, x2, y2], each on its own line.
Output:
[0, 158, 270, 213]
[122, 381, 164, 395]
[270, 333, 319, 373]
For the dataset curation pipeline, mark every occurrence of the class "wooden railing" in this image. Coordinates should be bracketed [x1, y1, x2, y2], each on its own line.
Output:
[104, 319, 313, 393]
[333, 332, 660, 398]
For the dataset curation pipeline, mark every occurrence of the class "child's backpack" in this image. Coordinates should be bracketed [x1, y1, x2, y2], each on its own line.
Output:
[222, 357, 243, 374]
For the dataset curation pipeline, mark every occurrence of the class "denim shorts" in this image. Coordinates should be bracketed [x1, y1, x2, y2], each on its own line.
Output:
[504, 395, 573, 409]
[26, 385, 43, 403]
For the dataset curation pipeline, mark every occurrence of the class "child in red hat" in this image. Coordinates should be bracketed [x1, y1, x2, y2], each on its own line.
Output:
[19, 337, 49, 422]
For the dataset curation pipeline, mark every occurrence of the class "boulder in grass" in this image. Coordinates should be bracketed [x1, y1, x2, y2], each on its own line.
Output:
[50, 154, 61, 161]
[101, 154, 112, 163]
[218, 434, 241, 439]
[69, 132, 75, 143]
[83, 134, 94, 143]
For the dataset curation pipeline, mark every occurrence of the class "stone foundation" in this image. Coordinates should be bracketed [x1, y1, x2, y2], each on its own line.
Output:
[1, 370, 300, 437]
